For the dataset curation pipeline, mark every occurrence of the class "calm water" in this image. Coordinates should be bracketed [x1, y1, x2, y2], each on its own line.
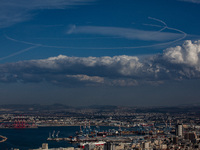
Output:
[0, 126, 119, 150]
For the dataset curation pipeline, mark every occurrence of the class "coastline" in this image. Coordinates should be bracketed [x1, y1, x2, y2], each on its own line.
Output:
[0, 135, 7, 143]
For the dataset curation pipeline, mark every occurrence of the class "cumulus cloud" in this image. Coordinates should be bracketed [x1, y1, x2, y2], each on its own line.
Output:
[163, 40, 200, 67]
[0, 0, 93, 28]
[0, 55, 143, 86]
[1, 40, 200, 86]
[155, 40, 200, 80]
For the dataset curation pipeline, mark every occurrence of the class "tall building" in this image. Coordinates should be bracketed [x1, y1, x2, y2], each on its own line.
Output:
[176, 123, 183, 137]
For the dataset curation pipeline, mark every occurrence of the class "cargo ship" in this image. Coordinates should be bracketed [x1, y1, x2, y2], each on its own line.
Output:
[79, 141, 106, 148]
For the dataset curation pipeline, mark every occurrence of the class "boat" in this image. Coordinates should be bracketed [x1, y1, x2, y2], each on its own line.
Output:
[79, 141, 106, 148]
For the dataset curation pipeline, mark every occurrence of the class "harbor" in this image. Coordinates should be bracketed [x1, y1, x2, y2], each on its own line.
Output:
[46, 123, 173, 144]
[1, 105, 200, 149]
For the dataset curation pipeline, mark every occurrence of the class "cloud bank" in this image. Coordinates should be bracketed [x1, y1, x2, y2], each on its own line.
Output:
[1, 40, 200, 86]
[0, 0, 93, 28]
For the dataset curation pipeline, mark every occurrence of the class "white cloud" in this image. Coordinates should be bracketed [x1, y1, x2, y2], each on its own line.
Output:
[67, 26, 182, 42]
[163, 40, 200, 67]
[31, 54, 143, 76]
[66, 74, 104, 84]
[0, 0, 94, 28]
[1, 40, 200, 86]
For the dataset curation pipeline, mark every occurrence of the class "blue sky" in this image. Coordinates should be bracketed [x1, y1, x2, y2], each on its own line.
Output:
[0, 0, 200, 106]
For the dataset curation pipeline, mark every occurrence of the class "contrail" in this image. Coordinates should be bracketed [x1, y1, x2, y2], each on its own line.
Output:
[4, 35, 83, 49]
[166, 26, 187, 43]
[0, 45, 39, 61]
[148, 16, 187, 44]
[4, 17, 187, 51]
[4, 34, 42, 46]
[148, 17, 167, 26]
[143, 24, 164, 28]
[126, 17, 187, 49]
[142, 24, 167, 32]
[142, 19, 168, 40]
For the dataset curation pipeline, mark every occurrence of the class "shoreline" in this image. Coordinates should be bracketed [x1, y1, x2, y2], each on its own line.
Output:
[0, 135, 7, 143]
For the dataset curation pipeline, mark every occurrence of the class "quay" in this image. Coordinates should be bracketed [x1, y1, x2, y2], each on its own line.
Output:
[47, 137, 71, 141]
[47, 135, 143, 143]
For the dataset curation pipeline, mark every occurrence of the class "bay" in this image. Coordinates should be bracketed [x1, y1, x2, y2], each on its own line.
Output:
[0, 126, 119, 150]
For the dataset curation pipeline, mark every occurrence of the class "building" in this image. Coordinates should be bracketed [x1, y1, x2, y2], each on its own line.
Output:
[176, 123, 183, 137]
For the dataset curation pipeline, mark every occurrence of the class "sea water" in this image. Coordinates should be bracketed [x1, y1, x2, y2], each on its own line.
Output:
[0, 126, 120, 150]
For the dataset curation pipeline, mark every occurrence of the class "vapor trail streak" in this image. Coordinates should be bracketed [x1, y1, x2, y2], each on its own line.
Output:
[4, 35, 41, 46]
[148, 17, 167, 26]
[4, 17, 187, 51]
[148, 17, 187, 44]
[0, 45, 39, 61]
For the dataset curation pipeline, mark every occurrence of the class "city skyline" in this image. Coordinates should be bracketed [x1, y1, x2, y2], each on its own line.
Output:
[0, 0, 200, 106]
